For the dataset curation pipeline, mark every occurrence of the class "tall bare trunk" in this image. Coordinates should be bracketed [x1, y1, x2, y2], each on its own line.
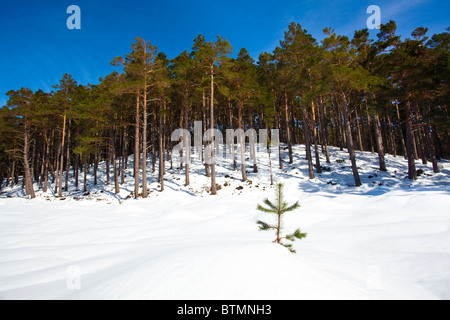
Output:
[58, 112, 67, 197]
[185, 103, 190, 186]
[42, 130, 51, 192]
[284, 91, 293, 164]
[425, 121, 440, 173]
[83, 158, 88, 193]
[275, 111, 283, 169]
[23, 117, 36, 199]
[311, 101, 322, 173]
[318, 97, 330, 163]
[159, 100, 165, 192]
[238, 100, 247, 182]
[202, 90, 210, 178]
[374, 114, 387, 172]
[365, 100, 375, 153]
[405, 99, 417, 180]
[342, 93, 362, 187]
[267, 128, 274, 186]
[210, 65, 217, 195]
[134, 94, 140, 198]
[229, 100, 237, 171]
[111, 128, 120, 194]
[395, 100, 407, 158]
[302, 106, 315, 180]
[355, 106, 363, 151]
[65, 122, 71, 192]
[142, 90, 148, 198]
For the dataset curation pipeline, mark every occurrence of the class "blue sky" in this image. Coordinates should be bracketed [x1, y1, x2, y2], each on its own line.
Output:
[0, 0, 448, 106]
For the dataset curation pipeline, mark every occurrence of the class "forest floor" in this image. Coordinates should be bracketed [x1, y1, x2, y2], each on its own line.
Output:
[0, 145, 449, 299]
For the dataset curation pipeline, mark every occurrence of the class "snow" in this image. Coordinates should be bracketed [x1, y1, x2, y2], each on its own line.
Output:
[0, 145, 449, 300]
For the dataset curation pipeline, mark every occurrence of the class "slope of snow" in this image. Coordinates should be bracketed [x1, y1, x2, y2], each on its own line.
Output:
[0, 145, 449, 300]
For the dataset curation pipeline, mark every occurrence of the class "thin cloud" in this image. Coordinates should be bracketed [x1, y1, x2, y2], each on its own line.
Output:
[382, 0, 430, 18]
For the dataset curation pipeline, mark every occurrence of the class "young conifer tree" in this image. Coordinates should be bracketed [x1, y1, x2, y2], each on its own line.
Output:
[257, 183, 307, 253]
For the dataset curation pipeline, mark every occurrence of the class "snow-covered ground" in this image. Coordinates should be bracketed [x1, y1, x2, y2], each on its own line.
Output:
[0, 145, 449, 300]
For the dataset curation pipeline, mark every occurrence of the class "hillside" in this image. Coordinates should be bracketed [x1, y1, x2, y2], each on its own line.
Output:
[0, 145, 449, 299]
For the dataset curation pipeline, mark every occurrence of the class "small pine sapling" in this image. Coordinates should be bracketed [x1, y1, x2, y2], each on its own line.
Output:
[256, 183, 307, 253]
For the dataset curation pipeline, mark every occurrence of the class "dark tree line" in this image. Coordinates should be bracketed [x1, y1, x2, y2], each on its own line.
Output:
[0, 21, 448, 199]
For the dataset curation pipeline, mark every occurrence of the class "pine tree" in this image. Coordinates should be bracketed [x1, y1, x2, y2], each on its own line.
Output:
[6, 88, 37, 198]
[256, 183, 307, 253]
[111, 38, 158, 198]
[192, 35, 232, 195]
[52, 74, 77, 196]
[222, 48, 259, 180]
[172, 51, 196, 186]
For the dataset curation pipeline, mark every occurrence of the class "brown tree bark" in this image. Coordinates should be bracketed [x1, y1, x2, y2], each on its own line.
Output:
[238, 100, 247, 182]
[342, 93, 362, 186]
[210, 65, 217, 195]
[158, 100, 165, 192]
[111, 128, 120, 194]
[58, 112, 67, 197]
[374, 114, 387, 172]
[318, 98, 331, 163]
[134, 94, 140, 198]
[311, 101, 322, 174]
[302, 106, 315, 180]
[405, 99, 417, 180]
[425, 121, 440, 173]
[202, 90, 210, 178]
[284, 90, 293, 164]
[64, 121, 71, 192]
[23, 116, 36, 199]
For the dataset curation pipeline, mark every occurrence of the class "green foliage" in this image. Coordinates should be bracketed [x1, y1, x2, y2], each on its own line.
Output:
[256, 183, 306, 253]
[0, 20, 449, 198]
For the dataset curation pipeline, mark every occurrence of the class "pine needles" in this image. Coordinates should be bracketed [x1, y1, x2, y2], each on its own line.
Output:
[256, 183, 307, 253]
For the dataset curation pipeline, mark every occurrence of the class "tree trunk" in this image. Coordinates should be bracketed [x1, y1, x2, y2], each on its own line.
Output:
[319, 97, 330, 163]
[238, 100, 247, 182]
[416, 116, 427, 165]
[342, 93, 362, 186]
[284, 91, 293, 164]
[94, 151, 99, 186]
[355, 106, 364, 151]
[229, 100, 237, 171]
[210, 65, 217, 195]
[58, 112, 67, 197]
[74, 154, 79, 189]
[374, 114, 387, 172]
[249, 108, 258, 173]
[302, 106, 315, 180]
[202, 90, 210, 178]
[151, 112, 157, 173]
[425, 121, 440, 173]
[432, 125, 442, 160]
[386, 116, 396, 157]
[83, 158, 88, 193]
[65, 122, 71, 192]
[365, 100, 375, 153]
[23, 117, 36, 199]
[405, 99, 417, 180]
[111, 128, 120, 194]
[42, 130, 51, 193]
[185, 103, 190, 186]
[275, 112, 283, 169]
[395, 100, 407, 158]
[142, 91, 148, 198]
[311, 101, 322, 173]
[159, 100, 165, 192]
[134, 94, 140, 198]
[268, 128, 274, 186]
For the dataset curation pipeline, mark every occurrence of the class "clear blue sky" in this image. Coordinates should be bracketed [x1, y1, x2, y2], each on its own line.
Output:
[0, 0, 448, 106]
